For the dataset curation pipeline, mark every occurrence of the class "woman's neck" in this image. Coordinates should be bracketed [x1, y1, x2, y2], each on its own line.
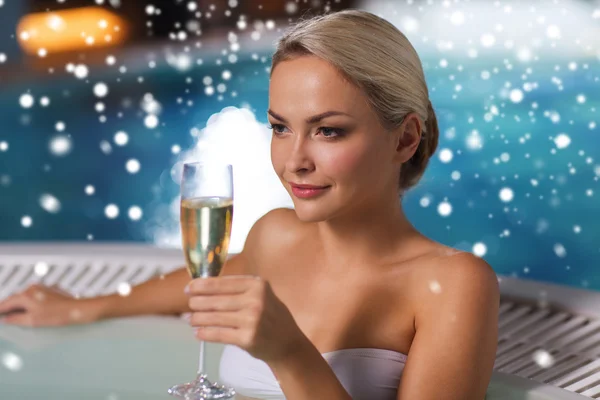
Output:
[315, 191, 420, 271]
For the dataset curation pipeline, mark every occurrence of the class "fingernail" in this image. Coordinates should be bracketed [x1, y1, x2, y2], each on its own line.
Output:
[184, 285, 190, 295]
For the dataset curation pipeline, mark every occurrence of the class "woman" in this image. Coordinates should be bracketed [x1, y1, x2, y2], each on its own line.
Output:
[0, 10, 499, 400]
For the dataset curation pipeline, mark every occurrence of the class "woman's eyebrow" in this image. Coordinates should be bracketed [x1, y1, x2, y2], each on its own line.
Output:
[267, 109, 351, 124]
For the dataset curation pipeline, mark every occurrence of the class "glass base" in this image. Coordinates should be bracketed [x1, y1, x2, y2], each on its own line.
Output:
[168, 373, 236, 399]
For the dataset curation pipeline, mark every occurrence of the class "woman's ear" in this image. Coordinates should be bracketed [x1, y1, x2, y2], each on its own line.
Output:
[393, 112, 423, 163]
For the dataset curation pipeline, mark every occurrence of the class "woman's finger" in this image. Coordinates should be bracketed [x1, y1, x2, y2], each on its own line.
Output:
[0, 294, 32, 315]
[190, 310, 245, 329]
[195, 326, 240, 345]
[186, 276, 257, 295]
[188, 294, 245, 312]
[2, 311, 35, 327]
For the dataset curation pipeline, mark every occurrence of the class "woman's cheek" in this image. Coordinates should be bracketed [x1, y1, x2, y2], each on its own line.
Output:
[317, 145, 368, 179]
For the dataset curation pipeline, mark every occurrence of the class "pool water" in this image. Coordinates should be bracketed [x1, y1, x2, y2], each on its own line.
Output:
[0, 38, 599, 291]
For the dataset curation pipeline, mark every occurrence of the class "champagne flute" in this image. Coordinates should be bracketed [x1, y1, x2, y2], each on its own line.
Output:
[168, 162, 236, 400]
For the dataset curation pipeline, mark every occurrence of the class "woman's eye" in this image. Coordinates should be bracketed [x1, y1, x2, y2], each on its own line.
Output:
[319, 127, 344, 138]
[268, 124, 287, 134]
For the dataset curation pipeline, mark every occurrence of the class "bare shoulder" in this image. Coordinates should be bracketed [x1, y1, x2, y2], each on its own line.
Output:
[237, 207, 307, 274]
[409, 249, 500, 329]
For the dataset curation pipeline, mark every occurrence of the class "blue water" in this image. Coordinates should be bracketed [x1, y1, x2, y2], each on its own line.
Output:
[0, 41, 598, 291]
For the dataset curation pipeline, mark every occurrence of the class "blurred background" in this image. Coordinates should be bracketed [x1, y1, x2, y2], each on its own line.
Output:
[0, 0, 598, 290]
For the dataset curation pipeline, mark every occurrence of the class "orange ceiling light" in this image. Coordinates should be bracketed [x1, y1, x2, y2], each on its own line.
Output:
[16, 7, 128, 55]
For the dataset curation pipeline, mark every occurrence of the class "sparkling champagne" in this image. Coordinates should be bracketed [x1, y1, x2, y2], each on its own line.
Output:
[180, 196, 233, 278]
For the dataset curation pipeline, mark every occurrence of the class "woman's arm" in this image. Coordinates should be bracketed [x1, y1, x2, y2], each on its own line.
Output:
[396, 253, 500, 400]
[0, 253, 247, 327]
[95, 252, 248, 319]
[90, 266, 192, 320]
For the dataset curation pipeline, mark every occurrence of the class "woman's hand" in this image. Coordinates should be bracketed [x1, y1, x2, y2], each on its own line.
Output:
[186, 275, 307, 363]
[0, 284, 102, 327]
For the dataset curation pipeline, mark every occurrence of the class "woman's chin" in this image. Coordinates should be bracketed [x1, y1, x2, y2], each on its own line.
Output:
[292, 203, 330, 223]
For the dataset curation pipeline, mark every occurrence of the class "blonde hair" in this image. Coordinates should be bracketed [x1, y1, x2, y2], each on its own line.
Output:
[270, 9, 439, 195]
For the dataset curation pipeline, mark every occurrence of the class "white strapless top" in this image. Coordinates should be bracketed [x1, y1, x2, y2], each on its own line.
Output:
[219, 344, 408, 399]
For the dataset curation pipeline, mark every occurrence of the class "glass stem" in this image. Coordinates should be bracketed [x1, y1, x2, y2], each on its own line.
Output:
[198, 339, 205, 375]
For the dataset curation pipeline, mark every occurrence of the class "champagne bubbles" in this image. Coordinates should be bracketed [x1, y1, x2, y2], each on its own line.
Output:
[21, 216, 33, 228]
[0, 54, 4, 63]
[105, 204, 119, 219]
[554, 133, 571, 149]
[85, 185, 95, 195]
[2, 352, 23, 372]
[222, 70, 232, 80]
[0, 141, 7, 152]
[114, 131, 129, 146]
[125, 159, 140, 174]
[94, 82, 109, 97]
[55, 121, 66, 131]
[128, 206, 143, 221]
[49, 135, 72, 156]
[472, 242, 488, 257]
[144, 114, 159, 129]
[34, 261, 49, 277]
[419, 196, 432, 208]
[39, 193, 61, 213]
[171, 144, 181, 154]
[19, 93, 34, 108]
[437, 201, 453, 217]
[106, 55, 116, 65]
[438, 148, 453, 163]
[532, 350, 555, 368]
[40, 96, 50, 107]
[499, 187, 514, 202]
[117, 282, 132, 296]
[145, 5, 155, 15]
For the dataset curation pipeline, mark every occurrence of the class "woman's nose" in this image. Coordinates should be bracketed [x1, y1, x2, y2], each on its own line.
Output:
[285, 137, 315, 173]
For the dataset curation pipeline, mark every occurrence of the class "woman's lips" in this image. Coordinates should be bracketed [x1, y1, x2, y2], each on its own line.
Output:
[290, 185, 331, 199]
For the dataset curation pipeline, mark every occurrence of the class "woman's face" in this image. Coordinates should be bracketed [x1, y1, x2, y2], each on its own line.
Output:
[268, 55, 411, 222]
